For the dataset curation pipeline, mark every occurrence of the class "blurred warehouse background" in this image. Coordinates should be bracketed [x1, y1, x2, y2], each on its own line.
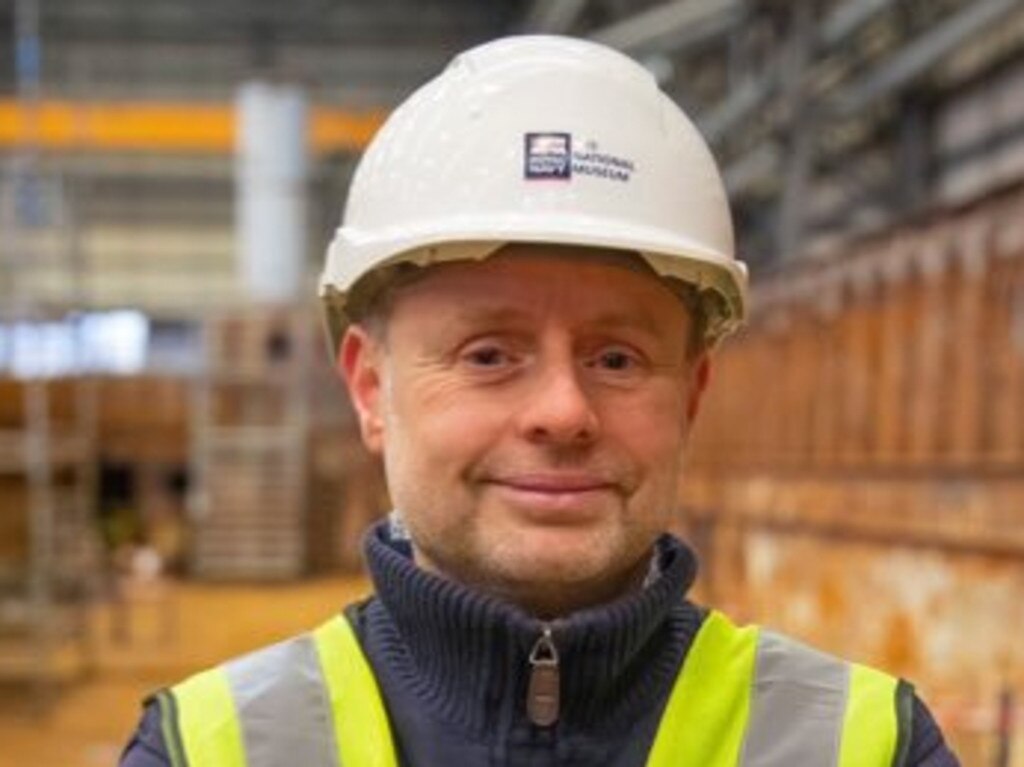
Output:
[1, 0, 1023, 763]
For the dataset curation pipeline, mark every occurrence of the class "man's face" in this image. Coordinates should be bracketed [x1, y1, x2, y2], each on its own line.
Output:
[341, 245, 709, 616]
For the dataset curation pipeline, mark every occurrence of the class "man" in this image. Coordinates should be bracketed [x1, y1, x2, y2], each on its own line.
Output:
[121, 36, 959, 766]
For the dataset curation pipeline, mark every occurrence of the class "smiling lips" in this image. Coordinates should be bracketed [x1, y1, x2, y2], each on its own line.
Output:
[486, 473, 620, 518]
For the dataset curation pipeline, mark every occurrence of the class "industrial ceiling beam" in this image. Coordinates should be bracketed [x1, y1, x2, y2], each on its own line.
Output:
[697, 0, 897, 144]
[828, 0, 1022, 117]
[724, 144, 779, 195]
[521, 0, 589, 34]
[699, 73, 779, 145]
[817, 0, 893, 48]
[588, 0, 740, 55]
[42, 0, 499, 45]
[0, 99, 386, 154]
[12, 41, 455, 98]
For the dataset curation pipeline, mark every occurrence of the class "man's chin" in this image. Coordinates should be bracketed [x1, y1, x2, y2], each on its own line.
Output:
[494, 524, 616, 570]
[483, 534, 647, 608]
[414, 521, 652, 613]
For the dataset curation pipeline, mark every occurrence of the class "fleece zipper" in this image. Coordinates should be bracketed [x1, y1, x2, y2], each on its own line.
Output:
[526, 623, 560, 727]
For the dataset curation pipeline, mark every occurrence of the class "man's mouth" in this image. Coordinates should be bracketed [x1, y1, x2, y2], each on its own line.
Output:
[484, 473, 620, 518]
[490, 473, 616, 493]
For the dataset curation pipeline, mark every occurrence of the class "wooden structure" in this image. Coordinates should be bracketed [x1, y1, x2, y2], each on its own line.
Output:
[683, 184, 1024, 751]
[189, 307, 311, 580]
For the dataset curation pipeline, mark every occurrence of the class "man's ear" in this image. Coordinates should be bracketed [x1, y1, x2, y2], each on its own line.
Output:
[685, 353, 711, 425]
[338, 325, 386, 454]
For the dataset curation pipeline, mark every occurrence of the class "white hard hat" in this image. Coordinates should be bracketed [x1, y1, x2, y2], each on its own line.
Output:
[319, 35, 748, 352]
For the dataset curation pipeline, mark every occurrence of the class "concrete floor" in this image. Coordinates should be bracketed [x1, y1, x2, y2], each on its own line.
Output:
[0, 575, 371, 767]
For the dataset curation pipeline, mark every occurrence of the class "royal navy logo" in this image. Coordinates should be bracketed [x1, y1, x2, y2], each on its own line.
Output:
[524, 133, 635, 183]
[524, 132, 572, 180]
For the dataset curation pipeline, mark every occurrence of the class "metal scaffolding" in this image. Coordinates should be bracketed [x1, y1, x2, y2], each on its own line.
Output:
[0, 0, 99, 706]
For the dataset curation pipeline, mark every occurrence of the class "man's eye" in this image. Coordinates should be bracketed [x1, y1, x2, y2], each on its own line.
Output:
[596, 350, 635, 371]
[464, 346, 508, 367]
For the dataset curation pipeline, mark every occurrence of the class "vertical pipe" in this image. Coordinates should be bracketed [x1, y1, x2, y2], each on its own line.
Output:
[733, 331, 757, 462]
[982, 244, 1012, 463]
[948, 239, 987, 464]
[792, 306, 816, 466]
[842, 278, 874, 466]
[764, 321, 788, 464]
[862, 280, 885, 464]
[876, 257, 911, 463]
[812, 285, 842, 467]
[236, 82, 309, 304]
[753, 331, 774, 465]
[5, 0, 42, 306]
[781, 313, 803, 465]
[908, 246, 947, 463]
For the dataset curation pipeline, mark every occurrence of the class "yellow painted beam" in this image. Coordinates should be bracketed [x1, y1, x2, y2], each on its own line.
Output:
[0, 99, 387, 154]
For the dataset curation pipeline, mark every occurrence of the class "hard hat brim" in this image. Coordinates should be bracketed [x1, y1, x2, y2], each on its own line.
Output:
[319, 213, 748, 357]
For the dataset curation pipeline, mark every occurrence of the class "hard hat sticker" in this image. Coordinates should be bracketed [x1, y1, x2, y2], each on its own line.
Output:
[525, 133, 572, 180]
[524, 133, 634, 183]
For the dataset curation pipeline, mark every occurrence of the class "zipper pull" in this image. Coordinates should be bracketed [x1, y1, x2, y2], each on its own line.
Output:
[527, 624, 560, 727]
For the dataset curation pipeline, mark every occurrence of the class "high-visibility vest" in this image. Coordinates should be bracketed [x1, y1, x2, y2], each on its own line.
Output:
[155, 609, 911, 767]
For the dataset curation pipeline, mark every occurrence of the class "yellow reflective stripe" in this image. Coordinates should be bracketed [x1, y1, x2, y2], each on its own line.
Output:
[313, 614, 398, 767]
[646, 610, 759, 767]
[839, 663, 899, 767]
[172, 668, 247, 767]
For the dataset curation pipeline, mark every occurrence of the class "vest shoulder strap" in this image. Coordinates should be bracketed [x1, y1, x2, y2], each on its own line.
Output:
[165, 612, 396, 767]
[647, 610, 907, 767]
[647, 609, 759, 767]
[312, 612, 398, 767]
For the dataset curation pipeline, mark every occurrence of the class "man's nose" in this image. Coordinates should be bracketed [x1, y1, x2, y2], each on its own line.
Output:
[515, 354, 600, 446]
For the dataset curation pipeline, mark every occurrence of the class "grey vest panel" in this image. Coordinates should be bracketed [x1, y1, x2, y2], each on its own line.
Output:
[223, 635, 340, 767]
[738, 629, 850, 767]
